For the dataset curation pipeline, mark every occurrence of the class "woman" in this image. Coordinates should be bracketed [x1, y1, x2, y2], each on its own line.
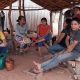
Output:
[15, 16, 28, 51]
[32, 18, 80, 74]
[48, 18, 72, 55]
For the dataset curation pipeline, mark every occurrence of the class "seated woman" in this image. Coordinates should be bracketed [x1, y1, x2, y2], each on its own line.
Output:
[34, 17, 52, 56]
[0, 31, 7, 54]
[15, 16, 29, 52]
[32, 18, 80, 74]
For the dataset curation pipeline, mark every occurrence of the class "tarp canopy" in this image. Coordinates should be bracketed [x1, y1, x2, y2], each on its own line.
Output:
[31, 0, 80, 11]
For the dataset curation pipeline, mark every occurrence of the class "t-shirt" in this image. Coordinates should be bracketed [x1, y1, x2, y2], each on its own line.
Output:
[15, 23, 28, 39]
[0, 31, 5, 40]
[69, 29, 80, 52]
[38, 24, 50, 37]
[58, 28, 70, 48]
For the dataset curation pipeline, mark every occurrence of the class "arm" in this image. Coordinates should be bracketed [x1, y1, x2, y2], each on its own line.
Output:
[66, 35, 70, 48]
[54, 33, 65, 44]
[0, 39, 7, 47]
[67, 40, 78, 53]
[25, 24, 28, 34]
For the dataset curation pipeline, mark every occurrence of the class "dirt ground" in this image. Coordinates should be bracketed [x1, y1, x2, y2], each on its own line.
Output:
[0, 47, 74, 80]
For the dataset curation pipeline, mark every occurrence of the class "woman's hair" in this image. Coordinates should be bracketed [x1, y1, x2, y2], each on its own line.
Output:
[64, 10, 73, 18]
[65, 18, 72, 29]
[41, 17, 47, 22]
[17, 16, 25, 22]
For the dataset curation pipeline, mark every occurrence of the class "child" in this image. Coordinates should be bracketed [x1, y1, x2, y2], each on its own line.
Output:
[36, 17, 52, 56]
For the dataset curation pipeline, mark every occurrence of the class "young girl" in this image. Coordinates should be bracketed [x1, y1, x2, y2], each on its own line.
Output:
[35, 17, 52, 56]
[32, 18, 80, 74]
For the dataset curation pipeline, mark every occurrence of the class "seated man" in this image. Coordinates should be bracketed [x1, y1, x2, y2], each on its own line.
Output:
[32, 18, 80, 74]
[0, 31, 7, 54]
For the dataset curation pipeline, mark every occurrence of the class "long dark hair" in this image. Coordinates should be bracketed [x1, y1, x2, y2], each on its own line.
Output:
[65, 18, 72, 30]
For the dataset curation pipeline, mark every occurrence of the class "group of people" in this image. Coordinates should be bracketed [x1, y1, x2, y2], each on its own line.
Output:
[0, 6, 80, 74]
[15, 16, 52, 55]
[32, 6, 80, 74]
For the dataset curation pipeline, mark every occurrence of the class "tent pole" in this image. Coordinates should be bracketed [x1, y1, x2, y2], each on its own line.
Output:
[8, 1, 16, 53]
[22, 0, 26, 20]
[19, 0, 21, 16]
[58, 10, 63, 35]
[50, 11, 53, 46]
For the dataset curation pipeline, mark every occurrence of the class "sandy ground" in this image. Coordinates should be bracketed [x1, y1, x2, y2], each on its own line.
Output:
[0, 47, 73, 80]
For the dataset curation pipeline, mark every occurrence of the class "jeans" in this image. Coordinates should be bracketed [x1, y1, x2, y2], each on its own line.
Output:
[37, 34, 52, 47]
[41, 50, 80, 71]
[48, 44, 65, 55]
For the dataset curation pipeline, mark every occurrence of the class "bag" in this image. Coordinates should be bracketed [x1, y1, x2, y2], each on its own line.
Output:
[5, 58, 14, 71]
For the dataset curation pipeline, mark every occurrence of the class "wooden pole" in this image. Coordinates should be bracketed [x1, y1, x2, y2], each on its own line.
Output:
[58, 10, 63, 35]
[22, 0, 26, 22]
[50, 11, 53, 33]
[8, 1, 16, 53]
[50, 11, 53, 46]
[19, 0, 21, 16]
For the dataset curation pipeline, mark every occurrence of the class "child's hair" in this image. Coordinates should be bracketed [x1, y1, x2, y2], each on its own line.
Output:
[71, 17, 80, 24]
[41, 17, 47, 22]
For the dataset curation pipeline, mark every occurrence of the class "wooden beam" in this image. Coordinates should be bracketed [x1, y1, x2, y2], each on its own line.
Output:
[3, 8, 45, 11]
